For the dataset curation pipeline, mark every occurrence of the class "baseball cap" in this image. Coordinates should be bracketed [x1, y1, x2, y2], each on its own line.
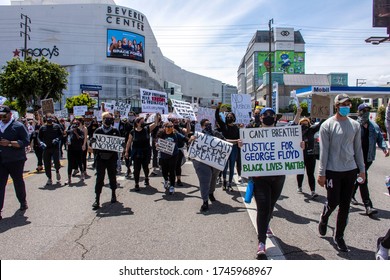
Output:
[334, 94, 351, 105]
[358, 103, 371, 111]
[0, 105, 11, 114]
[260, 107, 276, 115]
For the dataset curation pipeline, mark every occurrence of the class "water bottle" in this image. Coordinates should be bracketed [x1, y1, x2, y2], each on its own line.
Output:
[386, 176, 390, 195]
[244, 179, 254, 203]
[356, 175, 364, 184]
[67, 134, 72, 145]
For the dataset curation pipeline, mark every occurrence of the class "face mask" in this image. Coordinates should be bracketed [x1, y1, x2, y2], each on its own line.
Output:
[254, 115, 260, 123]
[104, 118, 114, 126]
[262, 116, 275, 126]
[226, 117, 234, 124]
[358, 111, 370, 124]
[338, 106, 350, 117]
[204, 123, 213, 134]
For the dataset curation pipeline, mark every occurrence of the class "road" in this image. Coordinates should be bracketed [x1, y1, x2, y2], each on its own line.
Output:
[0, 149, 389, 260]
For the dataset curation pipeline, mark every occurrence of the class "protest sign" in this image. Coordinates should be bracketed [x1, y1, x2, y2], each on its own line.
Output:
[91, 134, 125, 153]
[93, 109, 102, 121]
[231, 94, 252, 125]
[140, 88, 168, 114]
[41, 98, 55, 114]
[188, 132, 233, 171]
[54, 108, 68, 119]
[156, 138, 175, 155]
[103, 102, 115, 114]
[240, 126, 304, 177]
[195, 107, 215, 132]
[73, 105, 88, 117]
[171, 99, 197, 121]
[113, 101, 131, 118]
[311, 94, 330, 119]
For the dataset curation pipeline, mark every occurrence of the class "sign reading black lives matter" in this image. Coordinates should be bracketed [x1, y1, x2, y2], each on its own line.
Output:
[91, 134, 125, 153]
[240, 126, 304, 177]
[188, 132, 233, 171]
[156, 138, 175, 155]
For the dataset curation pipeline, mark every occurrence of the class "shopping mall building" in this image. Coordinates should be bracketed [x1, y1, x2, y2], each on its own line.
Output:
[0, 0, 236, 111]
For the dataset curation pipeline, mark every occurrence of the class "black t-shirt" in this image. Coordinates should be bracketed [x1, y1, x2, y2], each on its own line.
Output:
[130, 126, 151, 150]
[38, 124, 63, 148]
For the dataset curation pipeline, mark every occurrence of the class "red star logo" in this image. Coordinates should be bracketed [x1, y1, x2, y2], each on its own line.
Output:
[13, 49, 20, 57]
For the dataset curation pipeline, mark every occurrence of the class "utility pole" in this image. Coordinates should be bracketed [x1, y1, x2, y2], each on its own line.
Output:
[20, 14, 31, 61]
[268, 18, 273, 107]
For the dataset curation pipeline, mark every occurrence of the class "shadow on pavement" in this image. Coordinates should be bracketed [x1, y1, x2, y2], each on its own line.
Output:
[0, 210, 31, 233]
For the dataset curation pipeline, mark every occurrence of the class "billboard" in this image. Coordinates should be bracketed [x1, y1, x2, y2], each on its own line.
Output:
[107, 29, 145, 62]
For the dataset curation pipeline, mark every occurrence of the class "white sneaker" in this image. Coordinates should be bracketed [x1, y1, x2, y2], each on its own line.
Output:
[311, 191, 318, 198]
[163, 181, 169, 190]
[169, 186, 175, 195]
[376, 238, 389, 260]
[72, 170, 79, 176]
[56, 172, 61, 182]
[46, 178, 52, 185]
[297, 187, 303, 193]
[266, 226, 274, 238]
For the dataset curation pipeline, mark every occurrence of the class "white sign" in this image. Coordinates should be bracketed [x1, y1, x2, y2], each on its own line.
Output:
[91, 134, 125, 153]
[140, 88, 168, 114]
[113, 101, 131, 118]
[54, 108, 68, 119]
[240, 126, 304, 177]
[93, 110, 102, 121]
[188, 132, 233, 171]
[156, 138, 175, 155]
[231, 94, 252, 125]
[73, 105, 88, 117]
[103, 102, 115, 114]
[195, 107, 215, 132]
[171, 99, 197, 121]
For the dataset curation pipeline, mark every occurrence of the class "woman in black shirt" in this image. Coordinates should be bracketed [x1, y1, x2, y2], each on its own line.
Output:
[65, 119, 85, 185]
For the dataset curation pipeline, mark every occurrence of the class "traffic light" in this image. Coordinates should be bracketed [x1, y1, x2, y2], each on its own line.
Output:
[211, 100, 214, 105]
[170, 87, 174, 95]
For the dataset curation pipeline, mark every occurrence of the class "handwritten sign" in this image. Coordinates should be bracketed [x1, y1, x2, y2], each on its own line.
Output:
[91, 134, 125, 153]
[113, 101, 131, 118]
[231, 94, 251, 125]
[240, 127, 304, 176]
[41, 98, 54, 114]
[156, 138, 175, 155]
[171, 99, 197, 121]
[311, 94, 330, 119]
[73, 105, 88, 117]
[54, 108, 68, 119]
[188, 132, 233, 171]
[195, 107, 216, 132]
[140, 88, 168, 114]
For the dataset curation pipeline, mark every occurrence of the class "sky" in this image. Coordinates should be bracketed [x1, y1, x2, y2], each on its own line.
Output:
[1, 0, 389, 87]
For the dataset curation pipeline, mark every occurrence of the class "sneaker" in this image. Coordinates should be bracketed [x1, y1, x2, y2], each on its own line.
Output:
[209, 192, 216, 202]
[169, 186, 175, 195]
[318, 215, 327, 236]
[227, 183, 233, 192]
[334, 236, 349, 252]
[351, 197, 358, 205]
[376, 237, 389, 260]
[200, 201, 209, 212]
[176, 179, 183, 186]
[72, 170, 79, 177]
[223, 180, 227, 190]
[216, 177, 222, 184]
[311, 191, 318, 198]
[46, 178, 52, 186]
[144, 178, 149, 186]
[238, 177, 242, 183]
[92, 200, 100, 210]
[65, 177, 72, 185]
[297, 187, 303, 193]
[366, 207, 378, 216]
[111, 194, 117, 203]
[19, 203, 28, 211]
[56, 172, 61, 182]
[80, 173, 85, 181]
[134, 184, 140, 192]
[256, 242, 267, 260]
[126, 169, 132, 178]
[163, 181, 169, 190]
[266, 226, 274, 238]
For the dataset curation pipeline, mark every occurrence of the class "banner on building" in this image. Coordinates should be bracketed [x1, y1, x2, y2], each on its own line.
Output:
[240, 126, 304, 177]
[171, 99, 197, 121]
[91, 134, 125, 153]
[140, 88, 168, 114]
[231, 94, 252, 125]
[188, 132, 232, 171]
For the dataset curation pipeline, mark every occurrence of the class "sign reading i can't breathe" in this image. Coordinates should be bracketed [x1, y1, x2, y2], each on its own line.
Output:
[188, 132, 233, 171]
[91, 134, 125, 153]
[240, 126, 304, 177]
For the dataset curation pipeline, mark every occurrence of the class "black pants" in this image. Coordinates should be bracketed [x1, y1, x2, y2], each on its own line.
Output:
[381, 228, 390, 249]
[152, 139, 159, 168]
[321, 169, 357, 239]
[34, 147, 43, 166]
[297, 153, 317, 192]
[95, 155, 117, 195]
[43, 147, 61, 179]
[133, 156, 150, 184]
[67, 149, 83, 176]
[352, 161, 373, 208]
[160, 155, 178, 187]
[0, 160, 27, 212]
[175, 150, 184, 177]
[253, 175, 285, 244]
[81, 148, 87, 172]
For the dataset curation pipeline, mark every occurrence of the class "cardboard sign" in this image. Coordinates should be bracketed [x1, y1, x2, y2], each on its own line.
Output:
[140, 88, 168, 114]
[73, 105, 88, 117]
[311, 94, 330, 119]
[156, 138, 175, 155]
[240, 127, 304, 177]
[41, 98, 54, 114]
[171, 99, 197, 121]
[195, 107, 215, 132]
[91, 134, 125, 153]
[231, 94, 251, 125]
[188, 132, 233, 171]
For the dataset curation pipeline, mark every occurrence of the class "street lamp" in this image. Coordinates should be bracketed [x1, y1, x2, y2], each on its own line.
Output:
[268, 18, 273, 107]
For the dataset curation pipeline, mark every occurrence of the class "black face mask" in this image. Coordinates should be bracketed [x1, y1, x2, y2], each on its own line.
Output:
[46, 118, 53, 124]
[262, 116, 275, 126]
[226, 117, 234, 124]
[104, 118, 114, 126]
[204, 123, 213, 134]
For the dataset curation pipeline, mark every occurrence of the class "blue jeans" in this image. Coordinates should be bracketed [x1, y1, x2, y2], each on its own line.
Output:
[223, 144, 238, 184]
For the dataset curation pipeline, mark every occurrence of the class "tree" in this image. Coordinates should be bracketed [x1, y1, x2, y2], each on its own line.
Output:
[65, 93, 97, 113]
[376, 104, 386, 133]
[0, 56, 68, 114]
